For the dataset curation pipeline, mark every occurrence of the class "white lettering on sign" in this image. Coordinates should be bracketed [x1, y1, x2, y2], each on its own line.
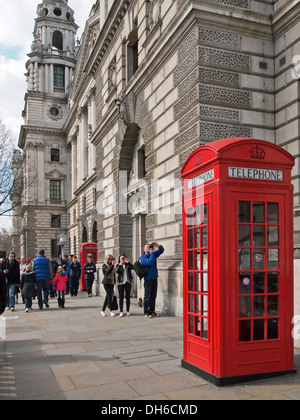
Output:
[228, 167, 283, 181]
[187, 169, 215, 189]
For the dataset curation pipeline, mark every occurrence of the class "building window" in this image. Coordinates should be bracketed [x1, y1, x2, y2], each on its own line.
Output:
[51, 239, 61, 258]
[52, 31, 63, 51]
[127, 21, 139, 81]
[50, 180, 61, 201]
[51, 148, 60, 162]
[54, 65, 65, 88]
[51, 215, 61, 228]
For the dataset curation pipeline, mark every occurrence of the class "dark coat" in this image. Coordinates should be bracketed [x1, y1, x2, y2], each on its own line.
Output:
[69, 261, 81, 278]
[0, 269, 7, 315]
[1, 258, 20, 284]
[83, 261, 96, 281]
[115, 262, 134, 284]
[20, 271, 37, 299]
[102, 264, 116, 285]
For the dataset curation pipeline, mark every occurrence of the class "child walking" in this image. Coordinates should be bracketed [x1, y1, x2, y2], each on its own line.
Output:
[50, 266, 69, 308]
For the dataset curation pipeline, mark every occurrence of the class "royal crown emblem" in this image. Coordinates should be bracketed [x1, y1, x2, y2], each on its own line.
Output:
[249, 145, 266, 160]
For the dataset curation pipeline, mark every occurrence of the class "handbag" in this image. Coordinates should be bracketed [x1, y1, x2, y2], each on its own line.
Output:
[111, 294, 118, 311]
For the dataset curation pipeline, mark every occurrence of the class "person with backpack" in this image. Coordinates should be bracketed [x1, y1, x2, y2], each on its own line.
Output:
[140, 242, 164, 318]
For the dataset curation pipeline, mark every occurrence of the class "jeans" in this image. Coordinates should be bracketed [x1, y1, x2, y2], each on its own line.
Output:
[118, 283, 131, 313]
[58, 291, 65, 300]
[144, 278, 158, 315]
[86, 277, 94, 295]
[70, 276, 79, 296]
[6, 283, 17, 309]
[24, 297, 32, 310]
[36, 280, 50, 309]
[102, 284, 114, 311]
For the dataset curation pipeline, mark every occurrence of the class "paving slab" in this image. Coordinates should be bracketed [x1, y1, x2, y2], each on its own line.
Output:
[0, 292, 300, 400]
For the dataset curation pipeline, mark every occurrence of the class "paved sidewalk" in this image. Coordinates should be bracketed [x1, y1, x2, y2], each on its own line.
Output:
[0, 292, 300, 400]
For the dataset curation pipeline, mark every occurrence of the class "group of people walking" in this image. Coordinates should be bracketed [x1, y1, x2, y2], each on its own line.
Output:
[0, 242, 165, 319]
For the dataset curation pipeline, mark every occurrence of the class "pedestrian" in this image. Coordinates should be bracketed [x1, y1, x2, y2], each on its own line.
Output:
[0, 261, 7, 316]
[83, 255, 96, 297]
[50, 266, 69, 308]
[140, 242, 164, 318]
[101, 255, 117, 317]
[50, 257, 59, 298]
[1, 252, 20, 311]
[116, 255, 133, 317]
[20, 265, 37, 313]
[69, 255, 81, 297]
[32, 250, 53, 310]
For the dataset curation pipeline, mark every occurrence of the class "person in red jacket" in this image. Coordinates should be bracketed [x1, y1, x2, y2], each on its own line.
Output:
[50, 266, 68, 308]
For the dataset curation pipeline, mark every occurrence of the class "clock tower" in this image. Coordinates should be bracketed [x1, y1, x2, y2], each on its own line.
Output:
[18, 0, 78, 258]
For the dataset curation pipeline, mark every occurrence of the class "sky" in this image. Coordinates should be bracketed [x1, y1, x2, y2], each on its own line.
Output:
[0, 0, 94, 229]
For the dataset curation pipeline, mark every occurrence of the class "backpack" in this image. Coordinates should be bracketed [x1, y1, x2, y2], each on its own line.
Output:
[133, 260, 148, 279]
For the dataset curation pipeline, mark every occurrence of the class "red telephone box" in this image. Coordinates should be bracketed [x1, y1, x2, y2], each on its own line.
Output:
[80, 242, 98, 291]
[181, 137, 296, 386]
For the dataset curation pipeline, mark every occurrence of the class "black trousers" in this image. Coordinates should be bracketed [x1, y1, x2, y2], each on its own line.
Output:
[102, 284, 114, 311]
[144, 278, 158, 315]
[118, 282, 131, 313]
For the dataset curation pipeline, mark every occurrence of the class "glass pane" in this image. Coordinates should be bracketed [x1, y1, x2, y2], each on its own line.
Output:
[189, 315, 194, 334]
[239, 249, 251, 271]
[239, 225, 251, 247]
[253, 272, 265, 294]
[201, 227, 208, 248]
[268, 249, 279, 270]
[195, 317, 201, 337]
[195, 206, 200, 226]
[239, 320, 251, 342]
[268, 319, 278, 340]
[202, 251, 208, 271]
[195, 251, 201, 270]
[189, 294, 194, 313]
[268, 296, 279, 316]
[268, 226, 278, 247]
[188, 251, 193, 270]
[239, 296, 251, 318]
[239, 201, 251, 223]
[268, 273, 278, 293]
[253, 225, 265, 246]
[188, 273, 194, 291]
[195, 295, 201, 314]
[253, 249, 264, 270]
[202, 318, 208, 339]
[202, 295, 208, 315]
[195, 273, 201, 292]
[201, 204, 207, 225]
[195, 229, 200, 249]
[253, 319, 265, 341]
[253, 295, 265, 317]
[253, 202, 265, 223]
[187, 208, 195, 228]
[267, 203, 279, 224]
[239, 273, 251, 294]
[202, 272, 208, 293]
[188, 230, 194, 249]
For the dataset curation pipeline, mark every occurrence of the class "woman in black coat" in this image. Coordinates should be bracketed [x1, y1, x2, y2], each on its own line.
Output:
[20, 265, 37, 312]
[116, 255, 134, 317]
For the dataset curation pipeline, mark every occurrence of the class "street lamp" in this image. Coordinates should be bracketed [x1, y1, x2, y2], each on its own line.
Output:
[59, 234, 66, 258]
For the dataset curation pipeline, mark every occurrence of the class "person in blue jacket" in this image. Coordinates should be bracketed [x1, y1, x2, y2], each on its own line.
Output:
[140, 242, 164, 318]
[32, 250, 53, 310]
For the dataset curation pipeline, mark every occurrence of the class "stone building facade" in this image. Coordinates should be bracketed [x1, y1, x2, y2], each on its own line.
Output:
[13, 0, 300, 344]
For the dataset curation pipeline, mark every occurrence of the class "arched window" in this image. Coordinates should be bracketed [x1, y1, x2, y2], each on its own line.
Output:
[52, 31, 63, 51]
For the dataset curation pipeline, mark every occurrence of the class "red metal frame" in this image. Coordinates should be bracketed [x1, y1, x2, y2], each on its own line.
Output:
[80, 242, 98, 291]
[181, 137, 295, 385]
